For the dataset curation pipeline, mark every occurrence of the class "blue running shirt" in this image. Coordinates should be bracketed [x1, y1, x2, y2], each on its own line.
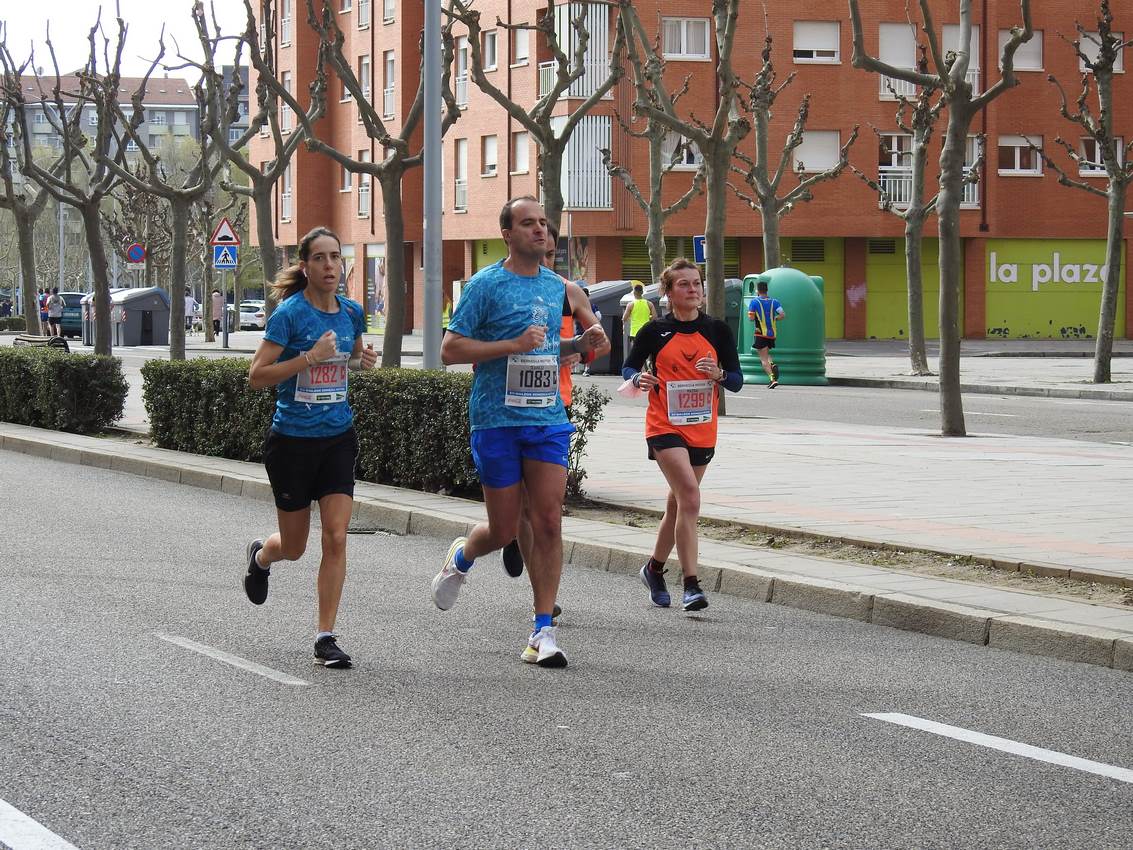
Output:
[264, 291, 366, 437]
[447, 261, 568, 431]
[749, 295, 783, 339]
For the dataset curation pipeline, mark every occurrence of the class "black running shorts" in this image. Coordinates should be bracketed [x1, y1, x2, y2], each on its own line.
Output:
[646, 432, 715, 467]
[753, 336, 775, 351]
[263, 427, 358, 512]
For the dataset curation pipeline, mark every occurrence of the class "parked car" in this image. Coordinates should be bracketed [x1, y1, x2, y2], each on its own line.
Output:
[60, 292, 86, 338]
[239, 300, 266, 330]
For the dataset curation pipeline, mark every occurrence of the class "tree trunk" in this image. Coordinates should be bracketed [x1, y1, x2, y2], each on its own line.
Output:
[379, 169, 407, 368]
[936, 111, 970, 437]
[15, 212, 43, 335]
[81, 202, 113, 356]
[254, 186, 279, 317]
[540, 146, 566, 234]
[645, 200, 666, 286]
[1093, 182, 1125, 383]
[168, 198, 188, 360]
[904, 213, 932, 375]
[760, 197, 781, 269]
[703, 148, 728, 320]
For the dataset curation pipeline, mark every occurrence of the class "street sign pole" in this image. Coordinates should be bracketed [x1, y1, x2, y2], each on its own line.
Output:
[422, 0, 442, 370]
[222, 269, 229, 349]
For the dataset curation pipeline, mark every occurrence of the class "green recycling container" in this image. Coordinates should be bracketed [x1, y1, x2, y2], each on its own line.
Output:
[738, 267, 827, 386]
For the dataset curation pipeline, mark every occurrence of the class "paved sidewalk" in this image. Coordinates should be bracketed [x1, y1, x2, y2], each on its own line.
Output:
[3, 421, 1131, 673]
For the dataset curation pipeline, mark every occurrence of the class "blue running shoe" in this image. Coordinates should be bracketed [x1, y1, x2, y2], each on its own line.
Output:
[682, 586, 708, 612]
[639, 563, 671, 607]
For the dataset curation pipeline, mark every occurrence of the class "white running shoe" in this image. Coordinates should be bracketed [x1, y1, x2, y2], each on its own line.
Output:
[431, 537, 469, 611]
[521, 625, 568, 668]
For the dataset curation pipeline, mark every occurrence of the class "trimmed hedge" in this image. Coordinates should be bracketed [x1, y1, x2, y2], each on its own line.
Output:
[0, 317, 29, 332]
[0, 347, 127, 433]
[142, 359, 609, 499]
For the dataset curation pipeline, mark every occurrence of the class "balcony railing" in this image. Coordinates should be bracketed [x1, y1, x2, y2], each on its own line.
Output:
[454, 74, 468, 107]
[358, 181, 371, 217]
[880, 67, 981, 100]
[537, 59, 614, 100]
[280, 191, 292, 221]
[454, 178, 468, 211]
[382, 87, 395, 118]
[878, 168, 913, 208]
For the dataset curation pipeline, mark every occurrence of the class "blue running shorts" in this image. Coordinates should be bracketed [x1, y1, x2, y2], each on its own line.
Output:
[470, 423, 576, 489]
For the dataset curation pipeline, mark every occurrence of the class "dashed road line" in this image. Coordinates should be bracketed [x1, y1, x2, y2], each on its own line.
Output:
[155, 632, 310, 686]
[918, 409, 1017, 417]
[0, 797, 80, 850]
[864, 712, 1133, 784]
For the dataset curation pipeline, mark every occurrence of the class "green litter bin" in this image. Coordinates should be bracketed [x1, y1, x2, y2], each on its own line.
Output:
[739, 267, 827, 386]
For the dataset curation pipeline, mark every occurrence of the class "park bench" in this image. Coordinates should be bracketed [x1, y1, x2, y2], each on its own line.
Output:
[12, 334, 70, 353]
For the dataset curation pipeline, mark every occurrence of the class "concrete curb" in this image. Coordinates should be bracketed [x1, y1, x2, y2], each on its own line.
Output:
[828, 376, 1133, 402]
[2, 427, 1130, 674]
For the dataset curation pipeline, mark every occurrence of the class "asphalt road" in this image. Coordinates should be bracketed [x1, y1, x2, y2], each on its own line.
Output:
[2, 451, 1132, 849]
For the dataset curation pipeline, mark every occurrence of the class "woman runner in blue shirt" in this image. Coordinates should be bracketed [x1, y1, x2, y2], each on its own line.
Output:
[243, 227, 377, 668]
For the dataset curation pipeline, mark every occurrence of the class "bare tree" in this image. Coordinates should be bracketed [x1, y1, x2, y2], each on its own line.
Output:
[266, 0, 459, 367]
[849, 0, 1033, 437]
[599, 30, 705, 286]
[448, 0, 626, 231]
[730, 34, 859, 270]
[197, 0, 325, 317]
[1, 15, 133, 355]
[620, 0, 749, 327]
[1031, 1, 1132, 383]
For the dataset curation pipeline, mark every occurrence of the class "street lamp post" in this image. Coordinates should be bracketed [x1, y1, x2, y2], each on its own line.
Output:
[422, 0, 443, 370]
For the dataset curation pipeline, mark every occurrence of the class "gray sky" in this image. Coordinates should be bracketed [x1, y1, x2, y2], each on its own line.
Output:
[3, 0, 250, 80]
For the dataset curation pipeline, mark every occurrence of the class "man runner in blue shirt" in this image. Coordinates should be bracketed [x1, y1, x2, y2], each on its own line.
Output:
[431, 196, 606, 668]
[748, 279, 786, 388]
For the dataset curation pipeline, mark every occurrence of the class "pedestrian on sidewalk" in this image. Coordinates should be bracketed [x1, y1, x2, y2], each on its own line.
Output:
[211, 289, 224, 335]
[622, 258, 743, 612]
[243, 226, 378, 669]
[432, 196, 606, 668]
[622, 282, 657, 345]
[748, 279, 785, 388]
[183, 288, 198, 333]
[46, 288, 65, 337]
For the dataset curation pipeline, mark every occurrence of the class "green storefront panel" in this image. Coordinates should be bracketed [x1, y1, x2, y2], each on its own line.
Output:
[782, 238, 844, 339]
[985, 239, 1125, 339]
[473, 239, 507, 272]
[865, 237, 943, 340]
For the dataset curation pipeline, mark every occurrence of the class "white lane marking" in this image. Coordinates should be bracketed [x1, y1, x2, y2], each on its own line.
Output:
[864, 713, 1133, 785]
[155, 632, 310, 686]
[918, 409, 1016, 417]
[0, 798, 80, 850]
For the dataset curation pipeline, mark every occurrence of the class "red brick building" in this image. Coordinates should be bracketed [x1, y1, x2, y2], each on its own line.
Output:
[252, 0, 1133, 340]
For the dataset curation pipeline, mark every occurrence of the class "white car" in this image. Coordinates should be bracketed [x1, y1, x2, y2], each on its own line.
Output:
[239, 300, 266, 330]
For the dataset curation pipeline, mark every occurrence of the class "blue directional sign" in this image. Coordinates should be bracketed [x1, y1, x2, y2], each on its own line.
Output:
[693, 234, 706, 264]
[213, 244, 238, 270]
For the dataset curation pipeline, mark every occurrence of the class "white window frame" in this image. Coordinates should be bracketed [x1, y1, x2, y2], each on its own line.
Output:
[280, 0, 292, 45]
[340, 0, 352, 11]
[997, 135, 1043, 176]
[359, 55, 371, 102]
[482, 30, 498, 71]
[454, 138, 468, 212]
[383, 0, 394, 23]
[149, 110, 167, 125]
[1080, 31, 1125, 73]
[280, 165, 292, 222]
[661, 17, 711, 61]
[280, 71, 293, 132]
[999, 28, 1042, 70]
[358, 150, 372, 217]
[481, 134, 498, 176]
[1079, 136, 1124, 176]
[358, 0, 370, 28]
[87, 110, 98, 126]
[228, 127, 242, 144]
[660, 131, 703, 171]
[878, 133, 913, 169]
[33, 110, 48, 125]
[511, 130, 529, 174]
[793, 21, 840, 64]
[382, 51, 396, 118]
[792, 130, 841, 173]
[341, 164, 353, 192]
[512, 28, 529, 65]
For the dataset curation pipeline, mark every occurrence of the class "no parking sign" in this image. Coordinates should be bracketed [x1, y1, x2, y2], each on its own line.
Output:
[125, 242, 146, 265]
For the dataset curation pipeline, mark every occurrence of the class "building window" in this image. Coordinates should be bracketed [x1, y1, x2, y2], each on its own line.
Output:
[358, 150, 371, 217]
[340, 0, 351, 11]
[341, 165, 353, 192]
[454, 138, 468, 211]
[455, 37, 469, 106]
[997, 135, 1042, 175]
[174, 111, 188, 125]
[148, 134, 161, 149]
[358, 0, 370, 28]
[792, 130, 841, 172]
[481, 134, 498, 176]
[87, 110, 98, 126]
[512, 28, 529, 65]
[942, 24, 980, 93]
[125, 139, 139, 152]
[877, 23, 917, 98]
[1080, 31, 1125, 73]
[383, 51, 395, 117]
[383, 0, 394, 23]
[660, 131, 702, 170]
[511, 131, 529, 174]
[661, 18, 710, 60]
[793, 21, 840, 63]
[877, 133, 913, 207]
[149, 110, 167, 125]
[280, 71, 292, 131]
[359, 55, 371, 102]
[280, 165, 292, 221]
[33, 110, 47, 125]
[228, 127, 242, 143]
[341, 75, 353, 102]
[999, 29, 1042, 70]
[1080, 137, 1123, 175]
[483, 30, 498, 70]
[281, 0, 292, 44]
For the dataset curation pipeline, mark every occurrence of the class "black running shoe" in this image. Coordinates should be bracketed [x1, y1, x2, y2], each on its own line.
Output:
[502, 539, 524, 577]
[314, 635, 352, 668]
[243, 539, 269, 605]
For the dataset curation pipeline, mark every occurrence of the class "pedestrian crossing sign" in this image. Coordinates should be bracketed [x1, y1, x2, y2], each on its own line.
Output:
[213, 245, 239, 269]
